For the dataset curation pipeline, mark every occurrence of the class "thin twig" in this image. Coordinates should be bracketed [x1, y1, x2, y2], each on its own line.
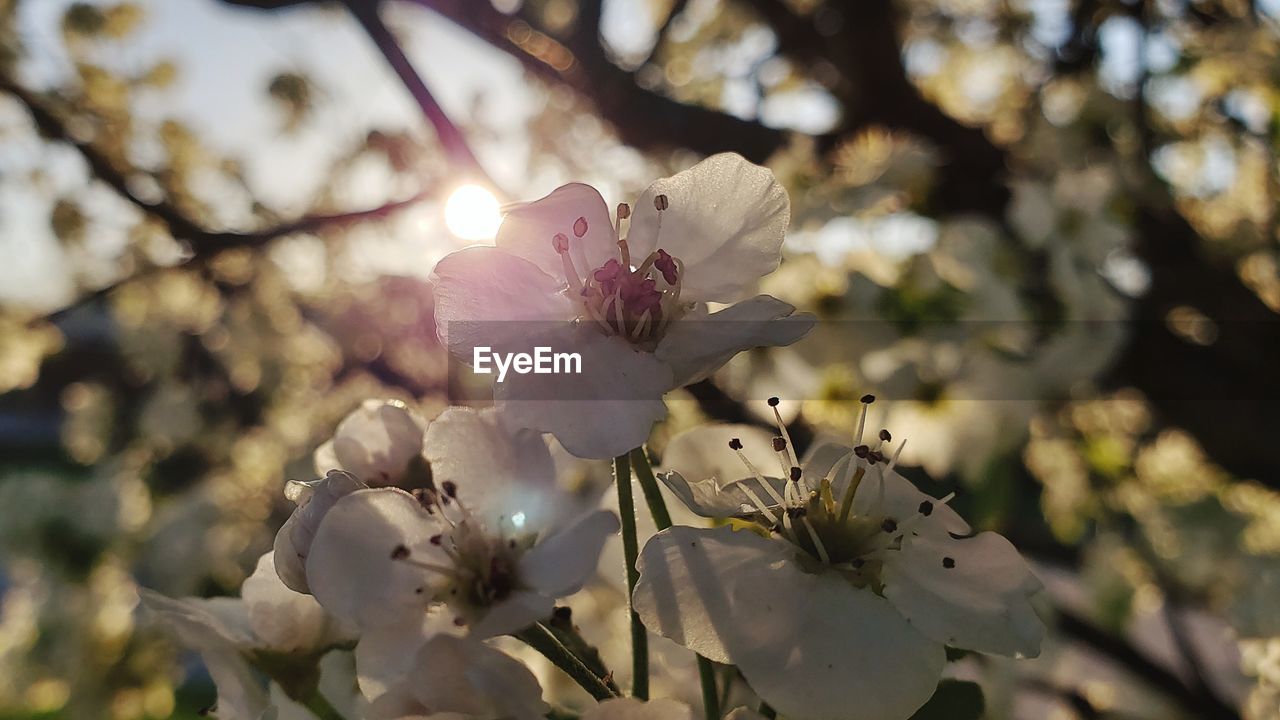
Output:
[341, 0, 502, 194]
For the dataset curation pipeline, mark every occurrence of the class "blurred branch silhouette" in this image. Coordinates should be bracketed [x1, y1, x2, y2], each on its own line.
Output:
[1, 76, 433, 321]
[340, 0, 503, 194]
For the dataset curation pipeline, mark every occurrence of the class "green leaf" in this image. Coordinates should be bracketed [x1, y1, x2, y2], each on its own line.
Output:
[910, 680, 985, 720]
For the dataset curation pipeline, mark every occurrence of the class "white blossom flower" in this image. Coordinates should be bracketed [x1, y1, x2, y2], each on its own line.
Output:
[313, 399, 430, 486]
[140, 552, 354, 720]
[431, 153, 815, 458]
[277, 407, 617, 711]
[633, 399, 1045, 720]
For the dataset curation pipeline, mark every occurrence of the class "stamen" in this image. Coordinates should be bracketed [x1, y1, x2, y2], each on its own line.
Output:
[855, 395, 873, 445]
[836, 463, 866, 524]
[552, 233, 583, 292]
[886, 438, 907, 472]
[729, 443, 788, 508]
[616, 204, 632, 266]
[768, 397, 799, 469]
[573, 216, 589, 238]
[801, 517, 831, 564]
[391, 547, 462, 579]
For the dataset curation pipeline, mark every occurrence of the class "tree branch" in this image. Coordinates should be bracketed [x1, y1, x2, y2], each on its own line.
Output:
[340, 0, 501, 193]
[2, 76, 432, 320]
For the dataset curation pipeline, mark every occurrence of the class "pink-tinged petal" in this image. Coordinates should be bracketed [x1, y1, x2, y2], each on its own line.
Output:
[305, 488, 443, 630]
[494, 326, 672, 459]
[628, 154, 789, 303]
[633, 525, 945, 720]
[582, 698, 695, 720]
[273, 470, 367, 594]
[316, 399, 428, 485]
[423, 407, 563, 531]
[883, 530, 1045, 659]
[655, 296, 814, 387]
[497, 182, 620, 281]
[521, 510, 620, 598]
[430, 246, 576, 358]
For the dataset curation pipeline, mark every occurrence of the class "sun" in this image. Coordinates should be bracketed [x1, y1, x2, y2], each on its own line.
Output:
[444, 184, 502, 240]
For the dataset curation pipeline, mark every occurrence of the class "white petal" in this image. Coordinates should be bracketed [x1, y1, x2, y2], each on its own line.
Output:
[628, 154, 789, 303]
[657, 424, 789, 518]
[633, 526, 945, 720]
[852, 464, 970, 539]
[241, 552, 331, 652]
[430, 246, 575, 359]
[273, 470, 367, 594]
[355, 612, 456, 701]
[724, 708, 768, 720]
[140, 590, 271, 719]
[521, 510, 620, 598]
[410, 635, 549, 720]
[318, 399, 428, 485]
[883, 530, 1045, 659]
[496, 182, 620, 281]
[581, 697, 695, 720]
[656, 296, 814, 386]
[495, 326, 672, 459]
[305, 488, 442, 630]
[467, 590, 556, 639]
[423, 406, 563, 531]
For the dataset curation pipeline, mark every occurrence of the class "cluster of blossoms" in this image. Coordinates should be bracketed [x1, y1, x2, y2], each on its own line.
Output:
[146, 155, 1045, 720]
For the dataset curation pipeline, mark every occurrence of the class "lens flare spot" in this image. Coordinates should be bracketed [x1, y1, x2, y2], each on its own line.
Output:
[444, 184, 502, 240]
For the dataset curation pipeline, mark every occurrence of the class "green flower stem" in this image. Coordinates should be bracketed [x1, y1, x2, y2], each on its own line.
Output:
[614, 452, 649, 699]
[300, 688, 346, 720]
[629, 447, 672, 530]
[697, 654, 721, 720]
[630, 447, 721, 720]
[515, 623, 618, 701]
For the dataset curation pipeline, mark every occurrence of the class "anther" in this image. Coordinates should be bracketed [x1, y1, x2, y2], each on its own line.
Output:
[616, 203, 630, 220]
[573, 216, 589, 238]
[918, 501, 934, 517]
[729, 438, 744, 451]
[861, 394, 876, 404]
[391, 544, 410, 560]
[879, 429, 892, 442]
[772, 437, 787, 452]
[943, 557, 956, 569]
[768, 397, 780, 407]
[881, 518, 898, 533]
[552, 232, 570, 254]
[789, 466, 803, 482]
[854, 445, 870, 458]
[654, 194, 669, 211]
[442, 480, 458, 499]
[429, 534, 443, 545]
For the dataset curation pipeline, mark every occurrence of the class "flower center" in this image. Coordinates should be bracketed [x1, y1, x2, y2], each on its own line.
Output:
[392, 481, 536, 627]
[727, 395, 954, 592]
[551, 195, 686, 344]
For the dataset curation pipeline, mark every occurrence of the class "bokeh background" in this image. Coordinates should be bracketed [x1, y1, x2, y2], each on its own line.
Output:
[2, 0, 1280, 718]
